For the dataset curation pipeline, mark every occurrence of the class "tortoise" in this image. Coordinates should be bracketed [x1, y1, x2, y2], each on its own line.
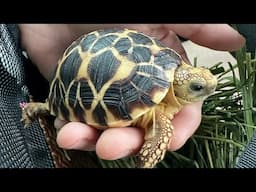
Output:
[21, 28, 217, 168]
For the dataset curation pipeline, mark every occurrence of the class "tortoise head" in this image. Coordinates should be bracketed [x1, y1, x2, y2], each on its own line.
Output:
[173, 61, 217, 105]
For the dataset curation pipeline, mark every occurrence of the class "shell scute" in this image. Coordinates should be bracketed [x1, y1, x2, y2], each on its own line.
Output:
[49, 29, 181, 126]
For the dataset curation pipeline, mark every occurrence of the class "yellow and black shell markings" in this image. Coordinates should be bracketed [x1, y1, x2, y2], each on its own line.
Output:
[48, 29, 181, 127]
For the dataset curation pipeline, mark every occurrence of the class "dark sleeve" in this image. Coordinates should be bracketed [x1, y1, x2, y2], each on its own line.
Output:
[236, 133, 256, 168]
[0, 24, 54, 168]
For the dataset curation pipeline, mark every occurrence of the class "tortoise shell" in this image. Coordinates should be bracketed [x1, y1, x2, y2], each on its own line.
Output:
[48, 28, 182, 128]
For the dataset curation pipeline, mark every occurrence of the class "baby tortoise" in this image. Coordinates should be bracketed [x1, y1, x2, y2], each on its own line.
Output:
[21, 28, 217, 168]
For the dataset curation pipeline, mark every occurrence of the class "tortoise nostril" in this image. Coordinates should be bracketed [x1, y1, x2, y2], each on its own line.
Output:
[207, 85, 216, 93]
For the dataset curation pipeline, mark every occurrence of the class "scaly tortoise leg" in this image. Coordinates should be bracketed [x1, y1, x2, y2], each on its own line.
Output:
[20, 102, 49, 127]
[136, 112, 173, 168]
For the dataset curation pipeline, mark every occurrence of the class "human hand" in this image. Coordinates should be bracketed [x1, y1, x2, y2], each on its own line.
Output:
[19, 24, 245, 160]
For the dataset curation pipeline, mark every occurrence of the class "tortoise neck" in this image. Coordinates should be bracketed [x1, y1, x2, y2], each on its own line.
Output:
[132, 86, 184, 130]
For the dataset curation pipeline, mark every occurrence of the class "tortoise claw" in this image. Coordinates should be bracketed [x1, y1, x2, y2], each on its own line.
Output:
[20, 102, 49, 128]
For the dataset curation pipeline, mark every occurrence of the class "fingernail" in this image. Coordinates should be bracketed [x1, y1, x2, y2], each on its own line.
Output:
[181, 53, 191, 65]
[66, 139, 96, 151]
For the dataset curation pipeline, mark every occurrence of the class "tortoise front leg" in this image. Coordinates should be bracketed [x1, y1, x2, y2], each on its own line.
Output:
[20, 102, 50, 127]
[136, 112, 173, 168]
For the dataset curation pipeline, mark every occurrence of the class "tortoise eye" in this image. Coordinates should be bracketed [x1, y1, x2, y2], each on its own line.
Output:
[190, 83, 204, 92]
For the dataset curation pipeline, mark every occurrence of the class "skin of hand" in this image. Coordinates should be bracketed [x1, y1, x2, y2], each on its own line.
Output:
[18, 24, 245, 160]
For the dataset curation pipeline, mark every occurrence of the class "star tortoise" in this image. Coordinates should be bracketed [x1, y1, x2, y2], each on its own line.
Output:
[21, 28, 217, 168]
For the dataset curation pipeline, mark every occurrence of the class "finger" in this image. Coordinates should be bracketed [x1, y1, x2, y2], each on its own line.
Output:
[54, 118, 68, 130]
[159, 30, 190, 64]
[56, 122, 101, 151]
[168, 101, 203, 151]
[96, 127, 144, 160]
[164, 24, 245, 51]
